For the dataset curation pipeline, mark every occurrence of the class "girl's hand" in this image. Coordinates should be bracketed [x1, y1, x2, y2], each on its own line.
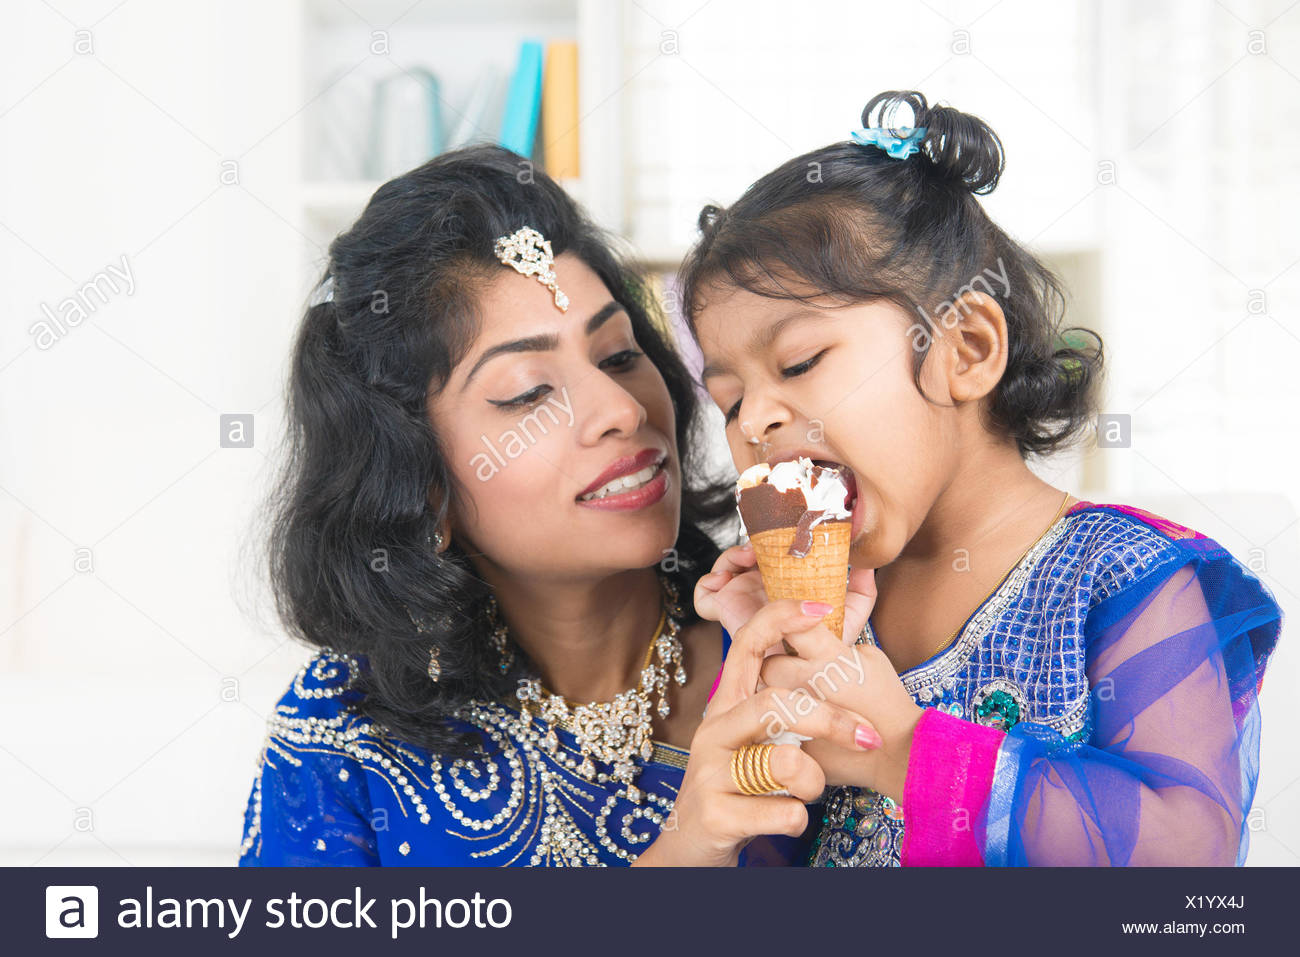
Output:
[692, 543, 765, 639]
[695, 545, 880, 646]
[758, 618, 924, 802]
[634, 600, 879, 866]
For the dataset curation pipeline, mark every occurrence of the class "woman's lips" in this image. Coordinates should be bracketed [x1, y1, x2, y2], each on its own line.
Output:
[578, 447, 664, 499]
[575, 462, 670, 512]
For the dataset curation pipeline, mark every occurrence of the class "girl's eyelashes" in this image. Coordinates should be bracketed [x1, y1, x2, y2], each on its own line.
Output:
[719, 348, 828, 423]
[780, 348, 828, 379]
[489, 384, 551, 410]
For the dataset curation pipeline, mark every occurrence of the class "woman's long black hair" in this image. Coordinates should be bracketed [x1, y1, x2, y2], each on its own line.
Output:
[264, 145, 734, 757]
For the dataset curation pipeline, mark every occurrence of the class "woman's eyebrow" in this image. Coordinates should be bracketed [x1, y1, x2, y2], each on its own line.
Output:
[700, 308, 822, 380]
[460, 300, 626, 390]
[585, 300, 624, 334]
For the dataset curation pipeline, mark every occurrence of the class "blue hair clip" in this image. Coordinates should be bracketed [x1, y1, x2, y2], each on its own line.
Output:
[849, 125, 928, 160]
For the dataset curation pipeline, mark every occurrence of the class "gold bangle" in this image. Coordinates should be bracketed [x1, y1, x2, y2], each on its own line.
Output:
[757, 744, 782, 793]
[755, 744, 782, 793]
[741, 746, 761, 795]
[731, 744, 779, 795]
[731, 746, 758, 795]
[739, 745, 754, 793]
[744, 744, 764, 795]
[729, 748, 750, 794]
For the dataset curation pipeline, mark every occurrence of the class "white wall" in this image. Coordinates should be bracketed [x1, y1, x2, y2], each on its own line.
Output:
[1, 0, 312, 865]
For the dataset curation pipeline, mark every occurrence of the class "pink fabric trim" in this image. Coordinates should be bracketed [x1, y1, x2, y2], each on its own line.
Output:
[900, 708, 1005, 867]
[706, 663, 723, 702]
[1068, 499, 1207, 541]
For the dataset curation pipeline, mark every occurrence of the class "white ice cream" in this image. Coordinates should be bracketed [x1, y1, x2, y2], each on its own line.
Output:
[735, 457, 851, 537]
[736, 462, 771, 491]
[739, 457, 850, 512]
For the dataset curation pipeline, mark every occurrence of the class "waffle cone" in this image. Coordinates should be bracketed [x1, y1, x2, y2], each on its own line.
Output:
[747, 521, 852, 640]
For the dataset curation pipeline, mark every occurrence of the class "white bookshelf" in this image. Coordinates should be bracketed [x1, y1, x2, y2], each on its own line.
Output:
[294, 0, 625, 262]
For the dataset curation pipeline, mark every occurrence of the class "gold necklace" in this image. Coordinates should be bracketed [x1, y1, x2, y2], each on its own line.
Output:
[506, 575, 686, 804]
[921, 491, 1072, 663]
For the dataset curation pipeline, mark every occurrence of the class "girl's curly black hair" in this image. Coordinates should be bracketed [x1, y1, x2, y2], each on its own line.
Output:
[678, 90, 1104, 458]
[264, 144, 734, 758]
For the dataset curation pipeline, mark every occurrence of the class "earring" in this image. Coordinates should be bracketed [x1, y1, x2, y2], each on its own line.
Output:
[405, 604, 443, 684]
[483, 594, 515, 674]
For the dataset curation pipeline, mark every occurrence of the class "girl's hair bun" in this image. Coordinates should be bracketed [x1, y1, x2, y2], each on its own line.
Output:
[697, 203, 725, 235]
[862, 90, 1005, 195]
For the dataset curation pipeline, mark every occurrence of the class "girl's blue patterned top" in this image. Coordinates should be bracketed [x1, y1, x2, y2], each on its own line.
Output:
[801, 502, 1280, 867]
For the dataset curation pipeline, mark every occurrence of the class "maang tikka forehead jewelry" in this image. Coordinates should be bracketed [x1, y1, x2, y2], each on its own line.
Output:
[493, 226, 569, 312]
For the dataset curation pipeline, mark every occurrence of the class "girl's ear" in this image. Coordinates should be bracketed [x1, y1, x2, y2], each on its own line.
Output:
[935, 291, 1009, 404]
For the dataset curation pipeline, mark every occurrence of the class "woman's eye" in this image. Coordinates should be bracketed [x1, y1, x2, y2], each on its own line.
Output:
[489, 384, 552, 409]
[599, 348, 644, 370]
[724, 398, 742, 424]
[780, 349, 828, 379]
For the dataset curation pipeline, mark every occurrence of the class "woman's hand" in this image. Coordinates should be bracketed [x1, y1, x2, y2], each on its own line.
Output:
[695, 543, 880, 645]
[634, 600, 879, 866]
[759, 617, 924, 802]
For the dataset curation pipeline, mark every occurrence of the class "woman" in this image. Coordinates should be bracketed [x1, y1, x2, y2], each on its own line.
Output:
[238, 145, 875, 866]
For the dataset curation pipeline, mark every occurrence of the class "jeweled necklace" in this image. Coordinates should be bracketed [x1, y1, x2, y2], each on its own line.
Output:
[504, 574, 686, 803]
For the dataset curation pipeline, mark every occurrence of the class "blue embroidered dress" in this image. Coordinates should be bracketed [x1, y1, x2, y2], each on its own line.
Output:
[805, 501, 1281, 867]
[238, 653, 687, 866]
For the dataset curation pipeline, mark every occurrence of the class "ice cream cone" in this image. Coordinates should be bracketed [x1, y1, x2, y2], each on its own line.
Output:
[748, 519, 851, 640]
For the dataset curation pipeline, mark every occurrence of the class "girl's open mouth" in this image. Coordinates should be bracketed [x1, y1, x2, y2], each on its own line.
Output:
[811, 459, 866, 539]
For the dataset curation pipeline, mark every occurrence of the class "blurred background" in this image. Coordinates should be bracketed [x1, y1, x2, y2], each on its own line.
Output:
[1, 0, 1297, 866]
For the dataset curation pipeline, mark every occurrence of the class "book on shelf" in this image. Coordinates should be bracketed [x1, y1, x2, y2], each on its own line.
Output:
[541, 41, 580, 178]
[447, 70, 504, 151]
[367, 68, 444, 181]
[499, 40, 544, 158]
[307, 38, 584, 200]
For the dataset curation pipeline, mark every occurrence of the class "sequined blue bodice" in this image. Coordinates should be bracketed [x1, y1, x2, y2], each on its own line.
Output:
[809, 504, 1192, 867]
[239, 653, 688, 866]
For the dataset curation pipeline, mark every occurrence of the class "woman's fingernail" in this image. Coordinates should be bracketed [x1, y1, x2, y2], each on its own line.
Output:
[855, 725, 882, 750]
[801, 601, 833, 617]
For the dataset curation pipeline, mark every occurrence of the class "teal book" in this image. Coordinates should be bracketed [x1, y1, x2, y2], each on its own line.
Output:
[498, 40, 544, 157]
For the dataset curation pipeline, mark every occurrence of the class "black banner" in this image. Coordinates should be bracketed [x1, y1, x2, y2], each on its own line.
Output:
[9, 866, 1296, 954]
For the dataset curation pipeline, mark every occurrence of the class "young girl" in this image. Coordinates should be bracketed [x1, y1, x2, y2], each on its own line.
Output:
[684, 91, 1282, 866]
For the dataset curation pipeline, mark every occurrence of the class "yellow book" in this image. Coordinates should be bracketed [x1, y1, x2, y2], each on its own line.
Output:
[542, 41, 580, 179]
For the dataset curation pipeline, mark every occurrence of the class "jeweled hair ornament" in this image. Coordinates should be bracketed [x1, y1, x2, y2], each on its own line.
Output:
[849, 125, 928, 160]
[493, 226, 569, 311]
